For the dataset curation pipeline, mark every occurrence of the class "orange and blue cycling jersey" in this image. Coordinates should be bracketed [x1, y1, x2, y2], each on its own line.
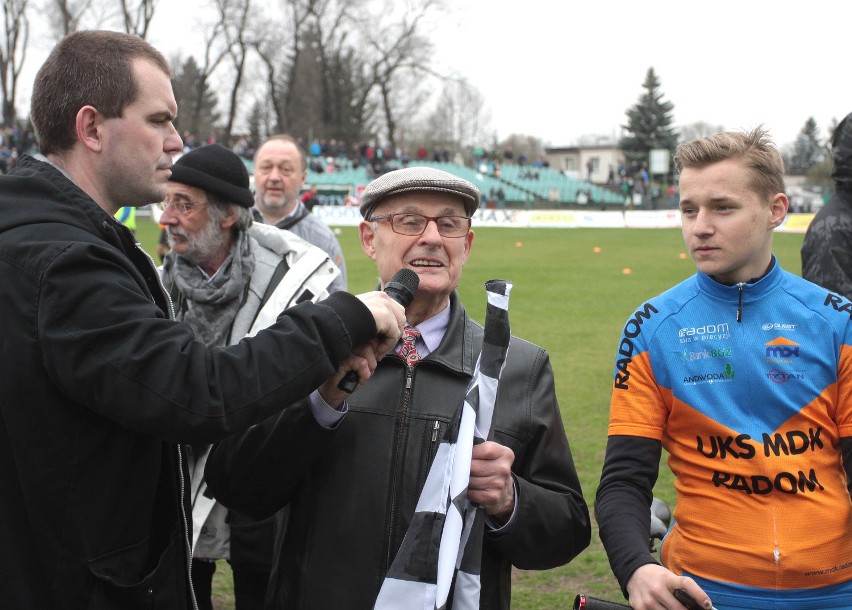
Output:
[606, 259, 852, 604]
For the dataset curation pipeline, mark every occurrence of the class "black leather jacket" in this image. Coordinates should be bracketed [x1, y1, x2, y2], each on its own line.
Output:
[0, 155, 377, 609]
[207, 291, 591, 609]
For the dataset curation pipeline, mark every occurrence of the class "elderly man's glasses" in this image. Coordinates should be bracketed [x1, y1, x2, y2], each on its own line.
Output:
[371, 213, 471, 238]
[158, 200, 205, 215]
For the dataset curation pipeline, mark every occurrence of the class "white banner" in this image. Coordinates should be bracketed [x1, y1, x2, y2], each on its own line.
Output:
[311, 206, 815, 234]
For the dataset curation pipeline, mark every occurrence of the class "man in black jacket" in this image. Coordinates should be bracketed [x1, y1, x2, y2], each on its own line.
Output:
[206, 166, 591, 609]
[802, 112, 852, 300]
[0, 30, 403, 609]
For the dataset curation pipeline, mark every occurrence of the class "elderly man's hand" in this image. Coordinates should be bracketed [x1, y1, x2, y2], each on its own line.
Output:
[468, 441, 515, 522]
[355, 291, 405, 355]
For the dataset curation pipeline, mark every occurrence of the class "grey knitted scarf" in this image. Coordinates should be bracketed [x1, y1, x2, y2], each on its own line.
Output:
[163, 231, 255, 347]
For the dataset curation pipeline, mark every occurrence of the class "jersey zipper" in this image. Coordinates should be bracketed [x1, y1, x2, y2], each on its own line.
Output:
[736, 282, 745, 322]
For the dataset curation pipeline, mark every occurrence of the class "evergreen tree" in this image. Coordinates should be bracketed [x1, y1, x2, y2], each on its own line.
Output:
[171, 56, 220, 143]
[322, 47, 370, 148]
[247, 101, 263, 150]
[786, 117, 824, 175]
[620, 67, 678, 169]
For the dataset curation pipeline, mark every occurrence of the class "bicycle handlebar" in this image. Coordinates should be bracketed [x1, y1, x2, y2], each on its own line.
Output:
[573, 594, 629, 610]
[574, 589, 704, 610]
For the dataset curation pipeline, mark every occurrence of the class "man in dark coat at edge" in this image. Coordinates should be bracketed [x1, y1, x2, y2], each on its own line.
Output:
[802, 112, 852, 299]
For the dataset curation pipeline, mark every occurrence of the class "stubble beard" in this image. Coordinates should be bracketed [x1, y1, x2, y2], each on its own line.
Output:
[258, 191, 297, 221]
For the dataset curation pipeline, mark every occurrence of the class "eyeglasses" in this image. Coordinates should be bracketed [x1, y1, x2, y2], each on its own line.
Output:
[371, 213, 471, 238]
[158, 200, 205, 214]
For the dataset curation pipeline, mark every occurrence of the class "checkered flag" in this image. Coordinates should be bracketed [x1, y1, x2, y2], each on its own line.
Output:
[374, 280, 512, 610]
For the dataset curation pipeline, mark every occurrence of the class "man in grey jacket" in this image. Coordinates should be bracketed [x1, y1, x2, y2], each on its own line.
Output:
[158, 143, 341, 610]
[252, 134, 348, 293]
[206, 167, 591, 609]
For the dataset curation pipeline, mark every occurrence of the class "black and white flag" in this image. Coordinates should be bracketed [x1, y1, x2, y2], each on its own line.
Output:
[374, 279, 512, 610]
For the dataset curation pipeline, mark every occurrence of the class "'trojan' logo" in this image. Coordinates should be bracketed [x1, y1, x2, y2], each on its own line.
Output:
[767, 369, 806, 384]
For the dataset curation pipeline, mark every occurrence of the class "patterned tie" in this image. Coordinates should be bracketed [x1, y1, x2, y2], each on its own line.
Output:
[397, 324, 422, 365]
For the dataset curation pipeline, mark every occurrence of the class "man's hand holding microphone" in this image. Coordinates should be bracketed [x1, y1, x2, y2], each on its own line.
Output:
[319, 269, 419, 405]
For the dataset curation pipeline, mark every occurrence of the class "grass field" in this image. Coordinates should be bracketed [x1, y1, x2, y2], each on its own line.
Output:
[135, 218, 806, 609]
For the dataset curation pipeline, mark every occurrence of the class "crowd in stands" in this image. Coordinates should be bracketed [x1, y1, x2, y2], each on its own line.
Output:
[176, 131, 663, 209]
[0, 124, 37, 174]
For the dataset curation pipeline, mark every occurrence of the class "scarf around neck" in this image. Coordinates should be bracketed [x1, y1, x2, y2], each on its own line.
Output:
[163, 230, 255, 347]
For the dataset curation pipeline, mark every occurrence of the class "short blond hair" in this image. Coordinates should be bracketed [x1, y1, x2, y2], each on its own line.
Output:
[674, 127, 785, 202]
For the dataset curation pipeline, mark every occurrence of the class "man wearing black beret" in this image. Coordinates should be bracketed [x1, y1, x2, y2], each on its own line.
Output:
[160, 143, 345, 609]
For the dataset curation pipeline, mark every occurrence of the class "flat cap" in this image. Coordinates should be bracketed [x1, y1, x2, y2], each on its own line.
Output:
[359, 166, 480, 218]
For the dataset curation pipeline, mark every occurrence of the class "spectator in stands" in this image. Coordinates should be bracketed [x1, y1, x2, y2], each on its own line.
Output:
[309, 138, 322, 157]
[252, 134, 347, 292]
[301, 184, 320, 211]
[474, 189, 488, 219]
[802, 111, 852, 300]
[496, 186, 509, 220]
[232, 136, 251, 158]
[156, 226, 169, 262]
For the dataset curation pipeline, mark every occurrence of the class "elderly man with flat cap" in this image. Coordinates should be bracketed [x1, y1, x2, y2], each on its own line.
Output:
[159, 143, 342, 610]
[206, 166, 591, 609]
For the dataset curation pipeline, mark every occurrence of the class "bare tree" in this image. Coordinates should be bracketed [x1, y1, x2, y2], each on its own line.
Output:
[118, 0, 156, 38]
[182, 20, 229, 141]
[357, 0, 440, 150]
[46, 0, 107, 37]
[251, 0, 311, 134]
[0, 0, 28, 126]
[307, 0, 369, 143]
[498, 133, 545, 163]
[422, 78, 490, 156]
[215, 0, 253, 143]
[246, 0, 440, 149]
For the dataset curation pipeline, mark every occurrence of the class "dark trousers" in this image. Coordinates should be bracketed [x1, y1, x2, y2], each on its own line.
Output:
[191, 559, 217, 610]
[191, 557, 268, 610]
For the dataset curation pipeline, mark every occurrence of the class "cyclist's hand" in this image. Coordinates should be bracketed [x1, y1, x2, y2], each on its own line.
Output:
[626, 564, 713, 610]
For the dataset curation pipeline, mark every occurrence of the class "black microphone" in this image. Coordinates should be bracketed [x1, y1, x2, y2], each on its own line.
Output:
[337, 268, 420, 393]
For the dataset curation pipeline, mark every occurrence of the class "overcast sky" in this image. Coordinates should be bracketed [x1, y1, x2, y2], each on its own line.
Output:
[21, 0, 851, 149]
[424, 0, 851, 149]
